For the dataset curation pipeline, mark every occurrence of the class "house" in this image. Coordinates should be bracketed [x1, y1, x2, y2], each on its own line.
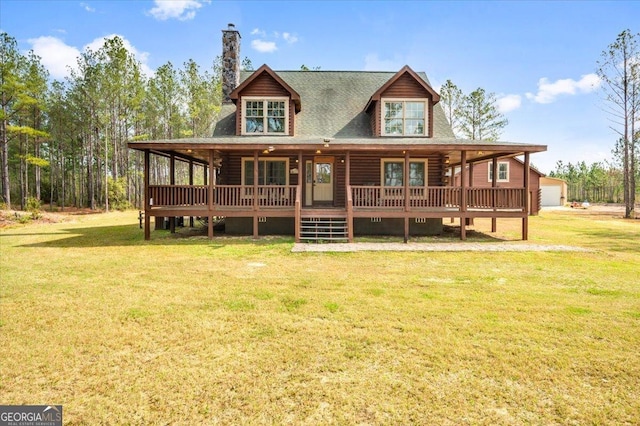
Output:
[540, 176, 568, 207]
[453, 157, 544, 215]
[128, 24, 547, 242]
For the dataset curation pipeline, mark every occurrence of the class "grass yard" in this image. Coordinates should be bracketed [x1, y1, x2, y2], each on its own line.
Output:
[1, 208, 639, 424]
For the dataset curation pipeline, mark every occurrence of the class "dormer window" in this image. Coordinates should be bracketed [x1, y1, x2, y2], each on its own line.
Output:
[382, 99, 429, 136]
[242, 97, 289, 135]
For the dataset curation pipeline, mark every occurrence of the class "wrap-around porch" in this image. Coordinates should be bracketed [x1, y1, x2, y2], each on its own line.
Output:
[139, 146, 536, 242]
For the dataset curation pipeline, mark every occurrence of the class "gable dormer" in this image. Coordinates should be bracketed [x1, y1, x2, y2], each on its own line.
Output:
[365, 65, 440, 138]
[229, 64, 301, 136]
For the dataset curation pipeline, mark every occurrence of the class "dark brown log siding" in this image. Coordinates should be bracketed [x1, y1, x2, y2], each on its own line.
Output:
[349, 154, 442, 186]
[235, 71, 294, 135]
[221, 153, 300, 187]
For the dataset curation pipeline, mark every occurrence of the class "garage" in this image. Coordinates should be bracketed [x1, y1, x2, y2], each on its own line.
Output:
[540, 177, 567, 207]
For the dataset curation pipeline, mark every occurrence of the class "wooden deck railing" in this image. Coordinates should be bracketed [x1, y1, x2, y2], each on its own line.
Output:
[350, 186, 525, 211]
[148, 185, 297, 209]
[466, 187, 525, 210]
[149, 185, 208, 207]
[149, 185, 525, 212]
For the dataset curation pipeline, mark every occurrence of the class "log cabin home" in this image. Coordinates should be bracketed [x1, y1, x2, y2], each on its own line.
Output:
[128, 24, 547, 242]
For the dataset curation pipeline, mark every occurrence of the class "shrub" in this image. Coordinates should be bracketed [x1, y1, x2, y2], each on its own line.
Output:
[26, 197, 42, 219]
[108, 177, 132, 211]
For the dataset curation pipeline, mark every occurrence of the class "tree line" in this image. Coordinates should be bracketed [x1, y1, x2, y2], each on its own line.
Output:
[1, 32, 222, 212]
[1, 29, 637, 217]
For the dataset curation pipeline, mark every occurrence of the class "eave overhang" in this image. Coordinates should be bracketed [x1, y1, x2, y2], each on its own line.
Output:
[229, 64, 302, 112]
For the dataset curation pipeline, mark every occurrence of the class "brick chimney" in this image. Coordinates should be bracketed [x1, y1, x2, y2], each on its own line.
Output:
[222, 23, 241, 104]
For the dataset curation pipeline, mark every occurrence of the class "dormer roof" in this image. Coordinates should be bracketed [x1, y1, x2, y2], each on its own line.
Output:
[364, 65, 440, 113]
[229, 64, 302, 112]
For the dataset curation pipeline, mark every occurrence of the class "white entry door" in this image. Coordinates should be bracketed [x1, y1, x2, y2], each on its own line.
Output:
[313, 156, 334, 203]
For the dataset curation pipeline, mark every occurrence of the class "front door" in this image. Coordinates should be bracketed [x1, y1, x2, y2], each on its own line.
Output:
[313, 156, 334, 203]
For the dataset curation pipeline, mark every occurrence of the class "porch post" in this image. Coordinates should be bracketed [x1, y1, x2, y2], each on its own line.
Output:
[189, 159, 194, 228]
[208, 149, 214, 239]
[468, 162, 474, 226]
[491, 157, 498, 232]
[253, 150, 259, 239]
[404, 151, 410, 243]
[450, 165, 455, 223]
[346, 151, 353, 242]
[523, 152, 530, 240]
[460, 150, 467, 240]
[295, 151, 303, 243]
[144, 150, 150, 240]
[169, 153, 176, 233]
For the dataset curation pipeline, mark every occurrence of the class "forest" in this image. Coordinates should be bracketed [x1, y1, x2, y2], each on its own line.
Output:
[1, 32, 223, 212]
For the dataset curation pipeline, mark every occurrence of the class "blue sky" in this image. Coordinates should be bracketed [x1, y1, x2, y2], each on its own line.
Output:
[1, 0, 638, 173]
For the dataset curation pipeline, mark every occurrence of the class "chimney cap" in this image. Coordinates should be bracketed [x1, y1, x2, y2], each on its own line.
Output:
[227, 23, 236, 30]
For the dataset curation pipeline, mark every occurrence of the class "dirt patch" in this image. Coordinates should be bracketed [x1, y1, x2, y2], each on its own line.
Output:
[0, 207, 103, 228]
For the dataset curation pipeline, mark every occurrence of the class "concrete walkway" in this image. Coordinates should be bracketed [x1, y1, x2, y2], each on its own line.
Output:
[291, 242, 592, 253]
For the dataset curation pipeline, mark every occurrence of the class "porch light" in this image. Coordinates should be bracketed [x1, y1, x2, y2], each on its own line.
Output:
[187, 149, 192, 153]
[316, 149, 321, 154]
[444, 157, 450, 164]
[262, 149, 269, 154]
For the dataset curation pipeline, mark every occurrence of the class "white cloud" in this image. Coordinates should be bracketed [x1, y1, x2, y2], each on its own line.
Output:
[147, 0, 206, 21]
[249, 28, 297, 53]
[496, 94, 522, 113]
[526, 73, 601, 104]
[27, 36, 81, 79]
[27, 35, 153, 79]
[80, 2, 95, 12]
[363, 53, 403, 71]
[251, 39, 277, 53]
[282, 32, 298, 44]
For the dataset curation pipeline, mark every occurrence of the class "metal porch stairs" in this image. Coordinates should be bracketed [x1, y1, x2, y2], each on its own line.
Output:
[299, 216, 348, 242]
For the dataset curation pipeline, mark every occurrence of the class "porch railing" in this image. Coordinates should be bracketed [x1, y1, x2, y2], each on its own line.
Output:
[148, 185, 525, 211]
[148, 185, 297, 209]
[149, 185, 208, 207]
[350, 186, 525, 211]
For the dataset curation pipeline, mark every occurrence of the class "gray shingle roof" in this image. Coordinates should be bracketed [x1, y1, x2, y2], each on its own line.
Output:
[213, 70, 455, 139]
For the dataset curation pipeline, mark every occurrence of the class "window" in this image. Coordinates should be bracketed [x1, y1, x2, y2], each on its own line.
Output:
[381, 159, 428, 187]
[242, 98, 288, 135]
[382, 99, 428, 136]
[488, 162, 509, 182]
[242, 158, 289, 185]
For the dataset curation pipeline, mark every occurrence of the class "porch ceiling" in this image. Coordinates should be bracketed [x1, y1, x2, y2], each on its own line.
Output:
[130, 136, 546, 165]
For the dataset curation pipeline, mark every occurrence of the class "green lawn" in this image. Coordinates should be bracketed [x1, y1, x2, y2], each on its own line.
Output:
[1, 209, 639, 424]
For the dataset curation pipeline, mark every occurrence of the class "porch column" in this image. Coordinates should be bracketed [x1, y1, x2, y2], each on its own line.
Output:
[345, 151, 354, 242]
[460, 150, 467, 240]
[295, 151, 303, 243]
[189, 159, 194, 228]
[253, 150, 259, 239]
[468, 162, 474, 226]
[523, 152, 530, 240]
[169, 153, 176, 233]
[491, 157, 498, 232]
[208, 149, 215, 239]
[403, 151, 410, 243]
[144, 150, 150, 240]
[450, 165, 455, 223]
